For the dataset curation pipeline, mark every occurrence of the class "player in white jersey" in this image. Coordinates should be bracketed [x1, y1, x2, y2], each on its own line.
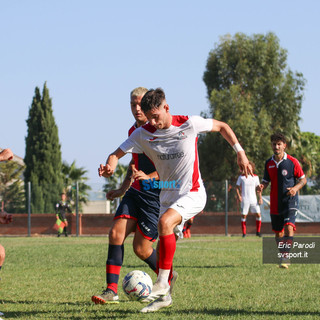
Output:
[98, 88, 252, 312]
[236, 161, 263, 238]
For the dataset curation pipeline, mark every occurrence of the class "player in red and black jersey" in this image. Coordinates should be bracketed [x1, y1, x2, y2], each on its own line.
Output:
[257, 133, 306, 268]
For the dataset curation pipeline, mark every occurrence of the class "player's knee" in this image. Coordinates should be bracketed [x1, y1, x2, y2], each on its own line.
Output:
[108, 227, 124, 244]
[133, 243, 150, 260]
[158, 215, 175, 234]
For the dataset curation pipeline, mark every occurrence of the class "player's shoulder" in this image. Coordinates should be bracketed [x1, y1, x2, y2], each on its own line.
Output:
[286, 154, 300, 164]
[172, 115, 189, 127]
[265, 156, 273, 165]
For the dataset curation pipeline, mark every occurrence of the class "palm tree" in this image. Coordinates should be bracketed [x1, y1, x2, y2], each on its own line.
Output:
[62, 161, 91, 212]
[103, 163, 128, 212]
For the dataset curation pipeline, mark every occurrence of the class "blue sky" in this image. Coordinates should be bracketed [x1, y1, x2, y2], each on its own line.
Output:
[1, 0, 319, 184]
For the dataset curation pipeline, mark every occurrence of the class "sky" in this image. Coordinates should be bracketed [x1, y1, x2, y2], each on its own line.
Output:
[1, 0, 319, 187]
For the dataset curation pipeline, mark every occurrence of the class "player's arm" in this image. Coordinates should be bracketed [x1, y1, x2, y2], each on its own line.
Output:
[211, 120, 252, 177]
[98, 147, 126, 178]
[236, 185, 242, 202]
[0, 148, 13, 161]
[133, 169, 159, 181]
[287, 176, 307, 197]
[106, 159, 135, 200]
[257, 189, 263, 205]
[257, 181, 269, 193]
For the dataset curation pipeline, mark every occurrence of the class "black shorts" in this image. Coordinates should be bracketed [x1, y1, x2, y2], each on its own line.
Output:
[114, 188, 160, 241]
[270, 209, 297, 233]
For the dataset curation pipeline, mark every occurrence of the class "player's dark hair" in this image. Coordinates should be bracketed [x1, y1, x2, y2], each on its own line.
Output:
[141, 88, 166, 113]
[271, 132, 287, 144]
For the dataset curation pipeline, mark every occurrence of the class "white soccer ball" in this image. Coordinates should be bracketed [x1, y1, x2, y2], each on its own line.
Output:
[122, 270, 153, 301]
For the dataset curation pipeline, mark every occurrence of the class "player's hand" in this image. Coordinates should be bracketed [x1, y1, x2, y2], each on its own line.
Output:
[238, 196, 242, 202]
[132, 168, 150, 181]
[237, 151, 253, 177]
[98, 164, 114, 178]
[64, 220, 68, 227]
[287, 187, 297, 197]
[0, 212, 13, 224]
[256, 184, 264, 193]
[106, 189, 125, 200]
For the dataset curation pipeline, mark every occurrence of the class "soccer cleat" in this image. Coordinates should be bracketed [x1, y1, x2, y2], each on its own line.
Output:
[140, 293, 172, 313]
[256, 232, 262, 237]
[91, 289, 119, 304]
[279, 257, 290, 269]
[169, 270, 178, 294]
[242, 234, 246, 238]
[140, 281, 170, 303]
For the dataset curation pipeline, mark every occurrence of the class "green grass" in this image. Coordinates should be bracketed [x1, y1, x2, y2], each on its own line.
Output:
[0, 236, 319, 319]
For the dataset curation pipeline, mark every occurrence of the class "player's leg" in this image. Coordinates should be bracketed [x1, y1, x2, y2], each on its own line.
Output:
[251, 203, 262, 237]
[241, 202, 249, 237]
[241, 214, 247, 237]
[272, 214, 290, 269]
[184, 217, 194, 238]
[141, 191, 206, 313]
[133, 230, 157, 272]
[255, 213, 262, 237]
[91, 218, 136, 304]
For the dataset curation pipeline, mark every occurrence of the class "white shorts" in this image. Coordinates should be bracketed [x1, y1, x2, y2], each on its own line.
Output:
[241, 202, 261, 215]
[160, 188, 207, 239]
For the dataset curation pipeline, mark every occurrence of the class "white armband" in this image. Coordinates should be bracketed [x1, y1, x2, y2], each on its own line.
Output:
[233, 143, 244, 153]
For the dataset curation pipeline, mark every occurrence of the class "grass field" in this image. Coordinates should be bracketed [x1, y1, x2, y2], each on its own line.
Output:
[0, 236, 319, 320]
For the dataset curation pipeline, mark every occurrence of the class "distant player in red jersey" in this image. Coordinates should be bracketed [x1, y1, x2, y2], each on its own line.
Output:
[257, 133, 306, 268]
[182, 216, 194, 238]
[98, 88, 252, 312]
[236, 161, 263, 237]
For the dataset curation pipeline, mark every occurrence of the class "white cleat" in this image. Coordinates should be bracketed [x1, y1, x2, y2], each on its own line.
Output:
[140, 281, 170, 303]
[140, 293, 172, 313]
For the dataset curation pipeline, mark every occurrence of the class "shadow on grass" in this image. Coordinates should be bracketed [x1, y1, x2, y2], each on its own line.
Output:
[1, 300, 138, 319]
[175, 307, 320, 317]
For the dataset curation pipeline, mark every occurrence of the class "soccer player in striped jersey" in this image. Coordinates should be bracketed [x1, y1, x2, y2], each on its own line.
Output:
[98, 88, 252, 312]
[257, 133, 306, 268]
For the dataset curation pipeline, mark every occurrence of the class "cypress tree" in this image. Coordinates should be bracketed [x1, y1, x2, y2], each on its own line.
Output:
[24, 83, 63, 213]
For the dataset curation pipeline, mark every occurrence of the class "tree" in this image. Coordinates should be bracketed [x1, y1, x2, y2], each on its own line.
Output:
[200, 32, 305, 181]
[62, 160, 91, 212]
[291, 131, 320, 194]
[0, 161, 25, 213]
[24, 83, 63, 213]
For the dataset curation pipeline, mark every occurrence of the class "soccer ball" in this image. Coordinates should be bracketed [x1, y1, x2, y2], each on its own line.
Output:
[122, 270, 153, 301]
